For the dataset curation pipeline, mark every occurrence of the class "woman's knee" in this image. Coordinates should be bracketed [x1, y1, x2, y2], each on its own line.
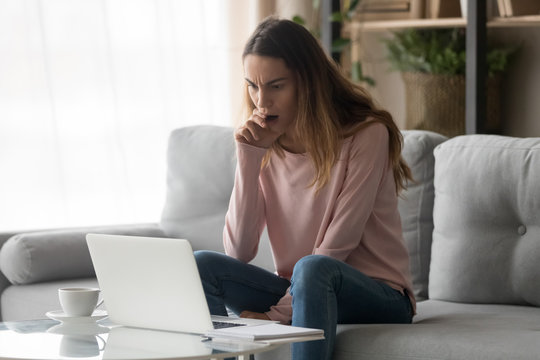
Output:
[194, 250, 222, 265]
[293, 255, 337, 279]
[291, 255, 339, 295]
[194, 250, 228, 277]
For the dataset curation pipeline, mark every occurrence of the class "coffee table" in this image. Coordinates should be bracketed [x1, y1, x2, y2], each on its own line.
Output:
[0, 318, 281, 360]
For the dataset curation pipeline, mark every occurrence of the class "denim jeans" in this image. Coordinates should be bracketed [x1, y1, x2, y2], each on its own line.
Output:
[194, 251, 413, 360]
[194, 250, 291, 316]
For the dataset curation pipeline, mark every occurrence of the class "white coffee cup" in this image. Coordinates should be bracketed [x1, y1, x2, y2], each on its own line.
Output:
[58, 287, 101, 317]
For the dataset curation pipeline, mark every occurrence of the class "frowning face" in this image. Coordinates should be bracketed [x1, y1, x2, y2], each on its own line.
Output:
[243, 55, 299, 141]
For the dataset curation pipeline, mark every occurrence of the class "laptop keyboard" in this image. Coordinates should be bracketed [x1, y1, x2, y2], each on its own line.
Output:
[212, 321, 248, 329]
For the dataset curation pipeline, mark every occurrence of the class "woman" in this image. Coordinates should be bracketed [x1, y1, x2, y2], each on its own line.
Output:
[195, 17, 415, 360]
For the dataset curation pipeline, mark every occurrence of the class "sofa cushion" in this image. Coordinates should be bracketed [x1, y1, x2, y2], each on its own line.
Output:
[331, 300, 540, 360]
[160, 125, 236, 251]
[399, 130, 447, 300]
[0, 224, 164, 285]
[430, 135, 540, 305]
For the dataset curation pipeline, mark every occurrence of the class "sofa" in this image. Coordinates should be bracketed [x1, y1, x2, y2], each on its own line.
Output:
[1, 125, 540, 359]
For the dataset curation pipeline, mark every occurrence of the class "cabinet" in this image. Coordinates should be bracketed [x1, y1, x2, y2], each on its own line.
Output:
[343, 6, 540, 134]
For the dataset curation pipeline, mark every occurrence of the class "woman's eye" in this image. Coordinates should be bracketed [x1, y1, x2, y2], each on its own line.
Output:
[272, 84, 283, 89]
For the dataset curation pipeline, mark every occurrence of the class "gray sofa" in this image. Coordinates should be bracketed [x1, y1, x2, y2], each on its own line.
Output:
[1, 125, 540, 359]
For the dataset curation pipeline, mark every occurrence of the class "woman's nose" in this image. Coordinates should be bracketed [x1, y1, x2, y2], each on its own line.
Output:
[257, 90, 272, 110]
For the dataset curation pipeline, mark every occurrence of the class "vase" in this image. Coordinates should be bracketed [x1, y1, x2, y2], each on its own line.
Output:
[401, 72, 502, 137]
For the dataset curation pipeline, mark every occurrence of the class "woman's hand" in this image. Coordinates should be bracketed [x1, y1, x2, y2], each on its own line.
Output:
[240, 310, 271, 320]
[235, 109, 282, 148]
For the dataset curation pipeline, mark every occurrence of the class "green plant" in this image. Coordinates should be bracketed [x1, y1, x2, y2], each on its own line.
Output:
[383, 28, 517, 77]
[292, 0, 375, 86]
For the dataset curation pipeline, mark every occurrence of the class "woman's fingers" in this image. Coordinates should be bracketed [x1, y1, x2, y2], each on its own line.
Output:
[235, 110, 281, 148]
[240, 310, 270, 320]
[244, 120, 263, 140]
[235, 126, 255, 144]
[251, 109, 267, 128]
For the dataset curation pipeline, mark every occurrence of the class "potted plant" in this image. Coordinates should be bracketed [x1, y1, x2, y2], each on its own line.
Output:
[383, 28, 516, 137]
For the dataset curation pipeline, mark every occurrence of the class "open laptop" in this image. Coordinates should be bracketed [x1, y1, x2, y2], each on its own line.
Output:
[86, 233, 277, 334]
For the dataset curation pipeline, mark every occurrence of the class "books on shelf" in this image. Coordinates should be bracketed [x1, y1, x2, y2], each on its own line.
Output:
[497, 0, 509, 16]
[205, 323, 324, 342]
[350, 0, 540, 23]
[353, 0, 425, 21]
[497, 0, 540, 17]
[426, 0, 462, 18]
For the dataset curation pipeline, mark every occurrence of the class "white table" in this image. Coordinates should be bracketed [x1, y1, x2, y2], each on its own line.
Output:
[0, 319, 279, 360]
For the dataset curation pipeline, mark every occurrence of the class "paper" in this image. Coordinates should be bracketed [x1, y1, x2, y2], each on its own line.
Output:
[205, 323, 324, 341]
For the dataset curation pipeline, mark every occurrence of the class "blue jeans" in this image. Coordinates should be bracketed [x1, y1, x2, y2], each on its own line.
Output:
[195, 251, 413, 360]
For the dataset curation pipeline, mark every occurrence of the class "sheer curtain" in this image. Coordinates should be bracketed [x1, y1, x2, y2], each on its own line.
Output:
[0, 0, 261, 231]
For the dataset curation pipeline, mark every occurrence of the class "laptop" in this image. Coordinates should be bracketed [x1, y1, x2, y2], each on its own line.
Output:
[86, 233, 277, 334]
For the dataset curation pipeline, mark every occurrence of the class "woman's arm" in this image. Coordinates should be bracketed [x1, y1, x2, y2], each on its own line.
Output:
[225, 109, 284, 262]
[223, 142, 267, 263]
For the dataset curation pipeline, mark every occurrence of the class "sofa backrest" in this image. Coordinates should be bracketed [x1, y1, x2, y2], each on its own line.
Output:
[429, 135, 540, 306]
[160, 126, 445, 299]
[399, 130, 447, 300]
[160, 125, 236, 249]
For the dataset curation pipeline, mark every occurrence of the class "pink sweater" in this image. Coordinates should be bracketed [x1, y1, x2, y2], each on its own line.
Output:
[223, 123, 415, 324]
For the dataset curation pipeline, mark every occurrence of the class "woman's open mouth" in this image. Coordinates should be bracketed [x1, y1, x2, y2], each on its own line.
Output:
[266, 115, 279, 121]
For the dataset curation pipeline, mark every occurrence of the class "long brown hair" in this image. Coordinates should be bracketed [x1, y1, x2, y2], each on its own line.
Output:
[242, 17, 412, 193]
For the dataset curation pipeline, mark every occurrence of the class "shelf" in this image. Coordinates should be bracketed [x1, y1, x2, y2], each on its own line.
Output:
[489, 15, 540, 27]
[347, 15, 540, 32]
[350, 18, 466, 32]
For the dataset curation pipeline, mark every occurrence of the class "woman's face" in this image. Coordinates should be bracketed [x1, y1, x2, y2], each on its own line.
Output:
[243, 54, 298, 138]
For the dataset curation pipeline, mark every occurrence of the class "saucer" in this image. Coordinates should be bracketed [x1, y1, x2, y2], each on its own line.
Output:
[46, 310, 108, 324]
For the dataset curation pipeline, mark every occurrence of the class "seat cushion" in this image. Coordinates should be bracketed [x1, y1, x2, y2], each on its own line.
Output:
[430, 135, 540, 305]
[398, 130, 447, 300]
[332, 300, 540, 360]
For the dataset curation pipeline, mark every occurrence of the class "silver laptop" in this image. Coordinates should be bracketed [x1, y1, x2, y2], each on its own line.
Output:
[86, 233, 276, 334]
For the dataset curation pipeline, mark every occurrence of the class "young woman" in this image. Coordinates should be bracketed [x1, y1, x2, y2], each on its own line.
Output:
[195, 17, 415, 360]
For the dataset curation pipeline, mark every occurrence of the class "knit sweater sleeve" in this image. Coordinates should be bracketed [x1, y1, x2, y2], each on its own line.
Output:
[265, 289, 292, 324]
[223, 142, 267, 263]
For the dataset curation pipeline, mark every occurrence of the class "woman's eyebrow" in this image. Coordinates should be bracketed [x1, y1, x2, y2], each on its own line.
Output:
[244, 77, 287, 86]
[244, 78, 257, 87]
[266, 77, 287, 85]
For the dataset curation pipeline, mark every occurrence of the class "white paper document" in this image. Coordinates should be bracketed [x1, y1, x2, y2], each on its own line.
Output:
[205, 323, 324, 341]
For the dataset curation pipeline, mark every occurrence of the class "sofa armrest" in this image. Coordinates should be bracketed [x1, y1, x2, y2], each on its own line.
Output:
[0, 232, 20, 248]
[0, 223, 165, 285]
[0, 231, 34, 295]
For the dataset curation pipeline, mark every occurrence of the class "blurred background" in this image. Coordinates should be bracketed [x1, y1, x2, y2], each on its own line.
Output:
[1, 0, 539, 231]
[0, 0, 301, 231]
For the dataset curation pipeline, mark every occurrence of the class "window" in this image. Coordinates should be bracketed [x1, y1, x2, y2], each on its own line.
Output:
[0, 0, 241, 230]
